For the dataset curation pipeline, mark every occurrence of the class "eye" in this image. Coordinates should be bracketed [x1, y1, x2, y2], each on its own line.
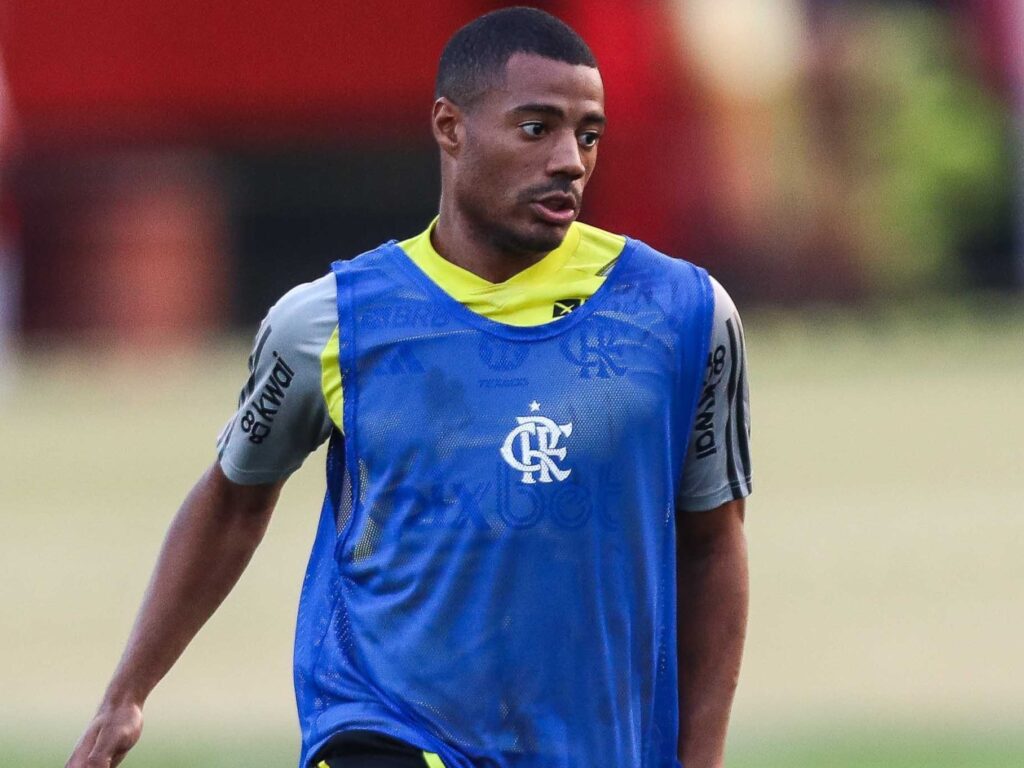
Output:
[519, 122, 546, 138]
[579, 131, 601, 148]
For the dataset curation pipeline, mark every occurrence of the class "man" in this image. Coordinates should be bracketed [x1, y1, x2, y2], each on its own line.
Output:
[67, 8, 750, 768]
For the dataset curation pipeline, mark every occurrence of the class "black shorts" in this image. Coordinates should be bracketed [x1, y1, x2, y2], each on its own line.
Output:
[311, 730, 436, 768]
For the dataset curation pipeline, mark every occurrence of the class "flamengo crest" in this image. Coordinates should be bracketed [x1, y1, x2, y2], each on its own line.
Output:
[500, 401, 573, 484]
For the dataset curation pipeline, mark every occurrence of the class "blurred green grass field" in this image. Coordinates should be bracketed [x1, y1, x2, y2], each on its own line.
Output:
[2, 304, 1022, 767]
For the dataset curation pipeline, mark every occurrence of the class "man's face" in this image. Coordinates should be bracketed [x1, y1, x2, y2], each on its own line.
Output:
[452, 53, 605, 255]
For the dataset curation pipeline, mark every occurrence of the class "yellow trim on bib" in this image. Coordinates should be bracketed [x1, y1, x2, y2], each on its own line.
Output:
[321, 325, 344, 433]
[422, 752, 447, 768]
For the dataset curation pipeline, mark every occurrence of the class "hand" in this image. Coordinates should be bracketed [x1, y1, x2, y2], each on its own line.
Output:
[66, 701, 144, 768]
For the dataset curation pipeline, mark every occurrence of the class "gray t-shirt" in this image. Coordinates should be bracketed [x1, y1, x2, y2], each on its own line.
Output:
[217, 273, 751, 512]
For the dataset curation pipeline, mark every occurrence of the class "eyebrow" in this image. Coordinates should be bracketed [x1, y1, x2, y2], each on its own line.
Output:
[511, 103, 607, 125]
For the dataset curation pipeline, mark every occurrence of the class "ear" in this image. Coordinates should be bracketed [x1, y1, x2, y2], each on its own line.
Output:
[432, 98, 464, 158]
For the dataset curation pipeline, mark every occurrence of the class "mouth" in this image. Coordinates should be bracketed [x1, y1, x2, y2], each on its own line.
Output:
[530, 193, 578, 226]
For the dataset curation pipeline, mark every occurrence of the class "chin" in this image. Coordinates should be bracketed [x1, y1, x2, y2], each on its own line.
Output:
[507, 222, 570, 254]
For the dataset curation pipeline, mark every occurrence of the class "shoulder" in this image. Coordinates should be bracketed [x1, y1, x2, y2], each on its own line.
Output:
[612, 238, 718, 329]
[619, 236, 711, 287]
[708, 276, 740, 328]
[332, 241, 401, 277]
[269, 271, 336, 320]
[617, 236, 739, 312]
[698, 274, 744, 362]
[261, 272, 337, 355]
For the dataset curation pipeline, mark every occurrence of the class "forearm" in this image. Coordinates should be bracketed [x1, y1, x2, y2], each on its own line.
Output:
[676, 502, 748, 768]
[103, 463, 280, 706]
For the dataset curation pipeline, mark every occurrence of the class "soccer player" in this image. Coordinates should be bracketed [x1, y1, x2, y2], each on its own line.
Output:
[67, 8, 750, 768]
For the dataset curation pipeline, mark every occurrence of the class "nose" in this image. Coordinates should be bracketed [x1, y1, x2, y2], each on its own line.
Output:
[547, 131, 586, 179]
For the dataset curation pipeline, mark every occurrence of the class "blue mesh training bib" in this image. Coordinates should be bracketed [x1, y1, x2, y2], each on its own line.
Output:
[294, 238, 714, 768]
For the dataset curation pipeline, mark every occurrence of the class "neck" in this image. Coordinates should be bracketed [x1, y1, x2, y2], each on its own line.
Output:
[433, 192, 552, 283]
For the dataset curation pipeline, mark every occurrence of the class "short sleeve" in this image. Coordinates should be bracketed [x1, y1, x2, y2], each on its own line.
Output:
[676, 277, 752, 512]
[216, 274, 337, 485]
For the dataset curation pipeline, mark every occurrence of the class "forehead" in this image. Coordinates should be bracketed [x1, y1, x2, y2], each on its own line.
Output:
[486, 52, 604, 113]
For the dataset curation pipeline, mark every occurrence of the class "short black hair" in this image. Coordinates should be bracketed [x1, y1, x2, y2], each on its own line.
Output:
[435, 7, 598, 105]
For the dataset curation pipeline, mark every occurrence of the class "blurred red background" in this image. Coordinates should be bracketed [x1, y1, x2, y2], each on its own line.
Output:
[0, 0, 1019, 342]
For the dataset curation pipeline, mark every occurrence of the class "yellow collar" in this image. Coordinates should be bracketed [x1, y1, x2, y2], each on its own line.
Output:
[398, 217, 583, 299]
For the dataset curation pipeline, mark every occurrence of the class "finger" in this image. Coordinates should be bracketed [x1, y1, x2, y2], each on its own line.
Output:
[85, 726, 123, 768]
[89, 719, 139, 768]
[110, 737, 138, 768]
[66, 725, 100, 768]
[83, 750, 111, 768]
[83, 747, 112, 768]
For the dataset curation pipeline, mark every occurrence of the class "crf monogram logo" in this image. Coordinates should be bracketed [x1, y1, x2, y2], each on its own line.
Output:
[560, 322, 627, 379]
[500, 401, 573, 484]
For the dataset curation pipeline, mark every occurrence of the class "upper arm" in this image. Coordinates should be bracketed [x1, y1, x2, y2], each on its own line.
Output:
[677, 277, 751, 514]
[216, 275, 337, 486]
[206, 461, 287, 519]
[677, 498, 746, 559]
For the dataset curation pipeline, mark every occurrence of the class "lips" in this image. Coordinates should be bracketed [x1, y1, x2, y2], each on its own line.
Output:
[530, 192, 579, 225]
